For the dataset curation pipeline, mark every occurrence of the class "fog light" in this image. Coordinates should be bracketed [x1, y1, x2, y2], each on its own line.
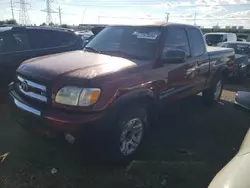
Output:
[65, 133, 75, 144]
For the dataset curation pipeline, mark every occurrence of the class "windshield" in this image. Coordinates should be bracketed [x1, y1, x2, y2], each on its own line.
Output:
[219, 43, 250, 55]
[205, 34, 224, 43]
[85, 26, 162, 61]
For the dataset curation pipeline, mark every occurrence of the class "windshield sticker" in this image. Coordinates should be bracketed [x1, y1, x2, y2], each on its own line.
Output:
[132, 31, 160, 40]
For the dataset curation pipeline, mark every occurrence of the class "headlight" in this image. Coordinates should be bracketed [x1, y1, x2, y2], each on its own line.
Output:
[55, 86, 101, 106]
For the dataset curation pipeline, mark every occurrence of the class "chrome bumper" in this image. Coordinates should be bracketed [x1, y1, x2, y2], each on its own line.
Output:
[13, 97, 41, 116]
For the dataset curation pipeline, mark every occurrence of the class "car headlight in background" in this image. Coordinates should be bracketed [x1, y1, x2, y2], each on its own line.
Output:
[55, 86, 101, 106]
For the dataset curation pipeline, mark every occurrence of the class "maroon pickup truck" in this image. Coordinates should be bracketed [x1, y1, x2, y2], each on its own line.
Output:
[9, 22, 234, 162]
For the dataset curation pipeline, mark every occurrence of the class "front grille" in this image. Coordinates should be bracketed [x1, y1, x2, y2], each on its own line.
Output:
[16, 75, 48, 103]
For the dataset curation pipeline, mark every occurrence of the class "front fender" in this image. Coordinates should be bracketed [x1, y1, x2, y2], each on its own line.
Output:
[112, 88, 157, 109]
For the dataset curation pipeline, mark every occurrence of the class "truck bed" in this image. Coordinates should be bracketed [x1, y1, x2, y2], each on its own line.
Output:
[207, 46, 235, 57]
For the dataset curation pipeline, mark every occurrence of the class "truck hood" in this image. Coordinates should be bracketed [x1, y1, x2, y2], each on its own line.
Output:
[17, 51, 138, 81]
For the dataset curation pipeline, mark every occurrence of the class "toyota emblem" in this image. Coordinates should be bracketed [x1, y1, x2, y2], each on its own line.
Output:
[20, 81, 29, 92]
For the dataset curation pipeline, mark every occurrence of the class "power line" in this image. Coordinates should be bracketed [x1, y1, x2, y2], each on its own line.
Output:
[51, 2, 250, 8]
[18, 0, 30, 25]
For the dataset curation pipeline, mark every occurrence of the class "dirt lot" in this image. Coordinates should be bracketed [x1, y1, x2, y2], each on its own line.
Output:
[1, 83, 250, 188]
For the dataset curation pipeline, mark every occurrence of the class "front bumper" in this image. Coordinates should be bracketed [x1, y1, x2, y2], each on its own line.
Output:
[234, 91, 250, 111]
[9, 88, 111, 140]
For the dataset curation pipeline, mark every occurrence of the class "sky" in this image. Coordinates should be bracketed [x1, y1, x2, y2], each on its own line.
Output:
[0, 0, 250, 28]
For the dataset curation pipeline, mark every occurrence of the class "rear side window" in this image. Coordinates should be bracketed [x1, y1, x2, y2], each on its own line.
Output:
[0, 32, 29, 53]
[163, 27, 190, 56]
[187, 28, 206, 57]
[28, 29, 76, 49]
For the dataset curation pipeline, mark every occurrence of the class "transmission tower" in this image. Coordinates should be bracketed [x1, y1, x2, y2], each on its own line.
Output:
[45, 0, 54, 24]
[18, 0, 30, 25]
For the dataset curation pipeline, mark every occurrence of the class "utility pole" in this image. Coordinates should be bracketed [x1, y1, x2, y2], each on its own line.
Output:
[58, 6, 62, 25]
[165, 12, 170, 22]
[194, 12, 196, 25]
[10, 0, 15, 20]
[82, 8, 86, 24]
[18, 0, 30, 25]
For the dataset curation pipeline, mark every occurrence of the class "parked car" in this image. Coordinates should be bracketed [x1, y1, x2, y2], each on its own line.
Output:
[235, 91, 250, 110]
[209, 91, 250, 187]
[209, 123, 250, 188]
[204, 32, 237, 46]
[237, 38, 247, 42]
[0, 26, 84, 93]
[9, 23, 234, 162]
[218, 42, 250, 82]
[79, 26, 106, 47]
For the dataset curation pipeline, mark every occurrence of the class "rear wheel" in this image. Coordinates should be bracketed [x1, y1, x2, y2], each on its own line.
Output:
[202, 75, 223, 105]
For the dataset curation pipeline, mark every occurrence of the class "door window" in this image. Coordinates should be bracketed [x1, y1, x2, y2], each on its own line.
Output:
[0, 32, 29, 53]
[28, 29, 76, 49]
[187, 27, 206, 57]
[163, 27, 190, 56]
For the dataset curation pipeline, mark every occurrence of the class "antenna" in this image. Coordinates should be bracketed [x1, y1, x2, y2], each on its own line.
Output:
[10, 0, 15, 20]
[194, 12, 196, 25]
[165, 12, 170, 22]
[18, 0, 30, 25]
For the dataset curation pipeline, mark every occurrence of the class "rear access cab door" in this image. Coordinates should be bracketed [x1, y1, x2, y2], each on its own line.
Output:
[157, 25, 209, 103]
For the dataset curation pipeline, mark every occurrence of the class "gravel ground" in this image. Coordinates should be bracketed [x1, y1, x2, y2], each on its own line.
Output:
[0, 83, 250, 188]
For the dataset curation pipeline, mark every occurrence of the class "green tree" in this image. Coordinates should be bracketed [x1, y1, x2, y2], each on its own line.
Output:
[0, 19, 17, 25]
[61, 24, 69, 28]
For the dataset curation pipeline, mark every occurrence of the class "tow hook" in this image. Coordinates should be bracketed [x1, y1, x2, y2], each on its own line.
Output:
[65, 133, 75, 144]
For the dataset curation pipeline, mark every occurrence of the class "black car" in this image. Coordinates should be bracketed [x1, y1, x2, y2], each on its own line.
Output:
[77, 26, 105, 47]
[218, 42, 250, 82]
[0, 25, 84, 92]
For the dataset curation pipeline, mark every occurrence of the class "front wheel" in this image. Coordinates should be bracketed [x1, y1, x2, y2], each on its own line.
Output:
[202, 75, 223, 105]
[105, 105, 149, 164]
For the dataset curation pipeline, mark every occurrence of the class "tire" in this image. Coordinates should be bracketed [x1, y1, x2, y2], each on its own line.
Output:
[104, 104, 149, 164]
[202, 74, 223, 105]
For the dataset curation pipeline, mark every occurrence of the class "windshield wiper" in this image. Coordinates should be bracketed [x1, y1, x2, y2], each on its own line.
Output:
[84, 47, 102, 54]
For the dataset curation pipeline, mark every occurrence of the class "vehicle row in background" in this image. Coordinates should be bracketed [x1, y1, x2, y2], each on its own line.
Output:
[218, 42, 250, 83]
[204, 32, 237, 46]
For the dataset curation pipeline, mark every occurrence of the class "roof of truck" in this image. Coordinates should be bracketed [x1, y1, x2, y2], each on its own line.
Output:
[109, 22, 198, 27]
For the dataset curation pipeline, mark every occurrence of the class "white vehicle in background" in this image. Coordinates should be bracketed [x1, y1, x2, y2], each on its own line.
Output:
[209, 126, 250, 188]
[204, 33, 237, 46]
[237, 38, 247, 42]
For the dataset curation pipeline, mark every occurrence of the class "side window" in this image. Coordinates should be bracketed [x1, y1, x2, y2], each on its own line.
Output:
[28, 29, 76, 50]
[187, 28, 206, 57]
[0, 32, 29, 53]
[163, 27, 190, 56]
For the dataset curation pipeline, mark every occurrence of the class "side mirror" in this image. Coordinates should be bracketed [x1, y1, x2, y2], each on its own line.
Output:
[82, 40, 90, 48]
[162, 49, 186, 64]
